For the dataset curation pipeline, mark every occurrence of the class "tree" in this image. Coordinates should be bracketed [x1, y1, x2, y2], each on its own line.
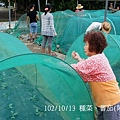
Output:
[0, 0, 107, 11]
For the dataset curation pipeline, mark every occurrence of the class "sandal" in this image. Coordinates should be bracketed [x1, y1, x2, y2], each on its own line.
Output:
[30, 39, 33, 43]
[51, 52, 57, 56]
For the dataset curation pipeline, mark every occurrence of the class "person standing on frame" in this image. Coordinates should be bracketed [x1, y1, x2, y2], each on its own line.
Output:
[41, 4, 57, 55]
[26, 4, 39, 43]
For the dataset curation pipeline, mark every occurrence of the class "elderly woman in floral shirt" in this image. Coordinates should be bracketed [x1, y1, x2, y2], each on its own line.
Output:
[71, 31, 120, 120]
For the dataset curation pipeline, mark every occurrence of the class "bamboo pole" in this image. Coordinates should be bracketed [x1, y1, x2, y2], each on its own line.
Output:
[46, 0, 48, 5]
[38, 0, 41, 34]
[8, 0, 11, 29]
[14, 0, 16, 22]
[77, 0, 78, 5]
[104, 0, 108, 22]
[114, 0, 116, 9]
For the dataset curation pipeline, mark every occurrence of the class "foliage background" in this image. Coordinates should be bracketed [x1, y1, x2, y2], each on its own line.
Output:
[1, 0, 120, 12]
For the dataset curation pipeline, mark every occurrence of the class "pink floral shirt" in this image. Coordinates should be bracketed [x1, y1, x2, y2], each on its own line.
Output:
[71, 53, 116, 82]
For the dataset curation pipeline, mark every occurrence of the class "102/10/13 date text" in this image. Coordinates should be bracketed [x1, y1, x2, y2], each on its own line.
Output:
[44, 105, 93, 112]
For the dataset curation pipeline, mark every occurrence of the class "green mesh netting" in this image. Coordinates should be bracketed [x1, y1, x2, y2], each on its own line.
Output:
[0, 32, 95, 119]
[0, 32, 32, 60]
[6, 13, 40, 37]
[2, 8, 120, 120]
[65, 33, 120, 85]
[6, 9, 120, 55]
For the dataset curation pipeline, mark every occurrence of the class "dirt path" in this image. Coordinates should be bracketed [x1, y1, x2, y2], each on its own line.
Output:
[19, 34, 65, 60]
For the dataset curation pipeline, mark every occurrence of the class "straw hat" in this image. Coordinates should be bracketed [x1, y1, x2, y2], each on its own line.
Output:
[76, 4, 83, 9]
[102, 22, 111, 34]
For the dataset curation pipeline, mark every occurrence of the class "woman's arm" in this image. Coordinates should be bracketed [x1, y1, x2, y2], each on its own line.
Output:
[26, 16, 29, 25]
[49, 14, 57, 36]
[36, 14, 39, 21]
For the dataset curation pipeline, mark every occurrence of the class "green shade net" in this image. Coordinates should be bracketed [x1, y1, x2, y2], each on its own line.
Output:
[6, 13, 40, 38]
[58, 13, 120, 54]
[0, 32, 94, 119]
[65, 33, 120, 85]
[6, 9, 120, 55]
[0, 32, 32, 60]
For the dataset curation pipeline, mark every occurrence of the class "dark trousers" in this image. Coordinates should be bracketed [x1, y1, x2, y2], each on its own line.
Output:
[97, 102, 120, 120]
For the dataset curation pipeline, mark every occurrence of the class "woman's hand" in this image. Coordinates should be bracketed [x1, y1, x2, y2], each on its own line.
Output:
[72, 51, 82, 61]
